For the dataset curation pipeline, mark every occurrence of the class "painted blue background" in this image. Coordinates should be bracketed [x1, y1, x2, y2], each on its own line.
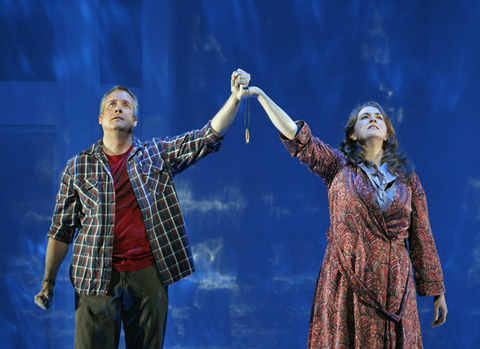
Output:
[1, 0, 479, 348]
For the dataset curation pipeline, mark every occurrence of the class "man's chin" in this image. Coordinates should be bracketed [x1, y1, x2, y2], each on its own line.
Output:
[104, 125, 135, 134]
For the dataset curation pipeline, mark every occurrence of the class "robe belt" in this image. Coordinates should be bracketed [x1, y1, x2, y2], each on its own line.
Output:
[333, 238, 411, 323]
[388, 237, 407, 246]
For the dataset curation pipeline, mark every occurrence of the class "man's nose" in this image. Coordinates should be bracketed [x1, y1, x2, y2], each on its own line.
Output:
[115, 103, 122, 113]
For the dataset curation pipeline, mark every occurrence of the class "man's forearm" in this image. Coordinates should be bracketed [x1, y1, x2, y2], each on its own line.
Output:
[210, 94, 241, 137]
[43, 237, 69, 282]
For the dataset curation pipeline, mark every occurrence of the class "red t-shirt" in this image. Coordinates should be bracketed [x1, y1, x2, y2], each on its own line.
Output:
[106, 145, 155, 272]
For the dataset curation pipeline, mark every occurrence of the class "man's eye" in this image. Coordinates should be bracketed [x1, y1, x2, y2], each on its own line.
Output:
[124, 104, 131, 109]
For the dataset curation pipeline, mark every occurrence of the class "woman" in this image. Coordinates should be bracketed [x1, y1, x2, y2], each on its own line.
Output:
[236, 71, 447, 348]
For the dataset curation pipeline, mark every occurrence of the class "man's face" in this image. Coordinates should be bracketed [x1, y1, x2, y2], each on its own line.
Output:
[99, 90, 137, 133]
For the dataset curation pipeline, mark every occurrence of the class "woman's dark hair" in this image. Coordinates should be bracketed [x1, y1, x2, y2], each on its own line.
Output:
[339, 101, 414, 180]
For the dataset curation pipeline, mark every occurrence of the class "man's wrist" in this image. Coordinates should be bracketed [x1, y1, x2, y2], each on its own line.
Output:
[42, 278, 56, 286]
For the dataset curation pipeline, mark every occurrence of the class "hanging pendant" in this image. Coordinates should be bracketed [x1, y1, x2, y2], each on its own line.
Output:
[244, 87, 251, 145]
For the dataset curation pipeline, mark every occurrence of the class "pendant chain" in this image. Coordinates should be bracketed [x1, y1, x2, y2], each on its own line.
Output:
[244, 87, 250, 145]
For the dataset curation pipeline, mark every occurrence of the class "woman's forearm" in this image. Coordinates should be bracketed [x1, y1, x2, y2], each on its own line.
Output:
[250, 86, 298, 140]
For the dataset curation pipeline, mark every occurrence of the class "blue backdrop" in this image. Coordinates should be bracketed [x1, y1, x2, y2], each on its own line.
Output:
[1, 1, 479, 348]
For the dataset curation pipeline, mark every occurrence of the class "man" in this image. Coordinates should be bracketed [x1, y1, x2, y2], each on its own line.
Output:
[34, 69, 251, 348]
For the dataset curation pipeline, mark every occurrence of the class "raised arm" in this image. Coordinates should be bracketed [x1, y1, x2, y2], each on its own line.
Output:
[248, 86, 298, 139]
[248, 84, 346, 185]
[211, 69, 251, 137]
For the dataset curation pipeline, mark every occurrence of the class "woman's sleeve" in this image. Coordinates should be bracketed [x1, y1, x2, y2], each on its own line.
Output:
[282, 121, 346, 186]
[408, 173, 446, 296]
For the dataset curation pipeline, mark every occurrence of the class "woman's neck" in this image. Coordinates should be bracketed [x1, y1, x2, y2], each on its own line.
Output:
[362, 141, 384, 167]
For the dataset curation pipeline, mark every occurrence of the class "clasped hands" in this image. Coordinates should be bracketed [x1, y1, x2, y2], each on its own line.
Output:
[231, 69, 252, 101]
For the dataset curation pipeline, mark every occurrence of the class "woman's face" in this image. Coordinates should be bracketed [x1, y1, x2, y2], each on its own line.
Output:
[351, 106, 388, 144]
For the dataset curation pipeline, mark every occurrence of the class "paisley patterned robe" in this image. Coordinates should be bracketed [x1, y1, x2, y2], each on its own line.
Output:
[283, 123, 445, 349]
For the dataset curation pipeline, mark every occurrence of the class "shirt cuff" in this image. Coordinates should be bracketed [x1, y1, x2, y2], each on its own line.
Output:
[416, 280, 446, 297]
[47, 224, 74, 244]
[281, 120, 311, 156]
[203, 121, 224, 149]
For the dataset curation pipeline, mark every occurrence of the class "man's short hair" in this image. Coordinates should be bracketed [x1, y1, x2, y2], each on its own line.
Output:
[99, 85, 139, 117]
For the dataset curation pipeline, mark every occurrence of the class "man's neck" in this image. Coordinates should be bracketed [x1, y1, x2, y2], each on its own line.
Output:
[102, 132, 134, 156]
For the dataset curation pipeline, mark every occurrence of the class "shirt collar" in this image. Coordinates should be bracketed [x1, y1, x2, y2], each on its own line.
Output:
[359, 162, 397, 186]
[86, 137, 146, 158]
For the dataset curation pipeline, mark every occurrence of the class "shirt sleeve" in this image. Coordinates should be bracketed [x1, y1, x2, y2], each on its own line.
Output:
[46, 160, 80, 244]
[159, 121, 223, 175]
[408, 173, 446, 296]
[281, 121, 346, 186]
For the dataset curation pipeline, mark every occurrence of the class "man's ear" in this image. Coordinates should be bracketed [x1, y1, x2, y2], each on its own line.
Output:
[99, 114, 103, 125]
[350, 133, 357, 141]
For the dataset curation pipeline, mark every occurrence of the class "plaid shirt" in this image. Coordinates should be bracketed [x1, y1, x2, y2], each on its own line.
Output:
[47, 122, 222, 295]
